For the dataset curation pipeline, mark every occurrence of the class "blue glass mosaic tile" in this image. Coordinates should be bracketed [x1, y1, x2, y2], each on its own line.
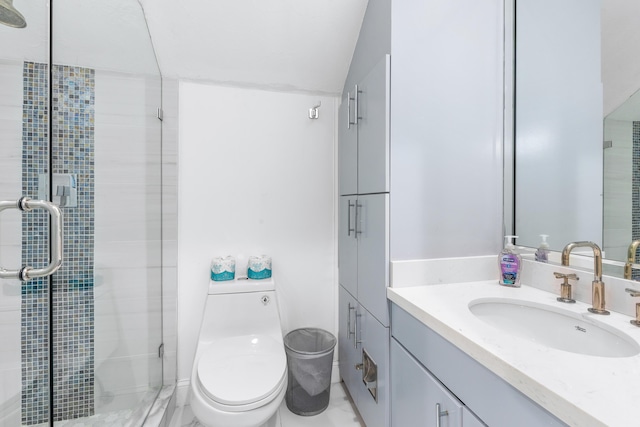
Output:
[633, 122, 640, 281]
[21, 62, 95, 425]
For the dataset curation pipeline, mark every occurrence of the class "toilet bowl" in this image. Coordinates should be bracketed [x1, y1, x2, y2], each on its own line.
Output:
[190, 279, 287, 427]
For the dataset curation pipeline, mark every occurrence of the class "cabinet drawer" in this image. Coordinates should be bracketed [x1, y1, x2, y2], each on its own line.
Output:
[391, 339, 463, 427]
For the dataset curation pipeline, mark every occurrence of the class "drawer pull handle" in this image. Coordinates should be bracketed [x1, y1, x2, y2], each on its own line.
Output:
[347, 303, 355, 338]
[436, 403, 449, 427]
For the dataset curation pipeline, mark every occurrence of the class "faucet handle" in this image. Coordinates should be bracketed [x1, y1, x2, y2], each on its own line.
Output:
[553, 272, 578, 281]
[625, 288, 640, 298]
[553, 272, 577, 303]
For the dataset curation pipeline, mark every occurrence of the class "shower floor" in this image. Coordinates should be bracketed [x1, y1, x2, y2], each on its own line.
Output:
[23, 387, 162, 427]
[50, 409, 135, 427]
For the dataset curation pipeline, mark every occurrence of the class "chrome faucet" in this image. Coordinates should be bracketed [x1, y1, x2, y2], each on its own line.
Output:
[561, 241, 609, 315]
[624, 240, 640, 280]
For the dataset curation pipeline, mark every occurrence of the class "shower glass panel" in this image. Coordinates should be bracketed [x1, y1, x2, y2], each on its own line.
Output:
[0, 1, 51, 425]
[0, 0, 163, 425]
[51, 0, 163, 424]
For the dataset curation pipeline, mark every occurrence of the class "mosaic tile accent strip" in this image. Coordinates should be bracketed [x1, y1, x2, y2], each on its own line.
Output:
[50, 64, 95, 423]
[21, 62, 96, 425]
[633, 121, 640, 281]
[21, 61, 51, 426]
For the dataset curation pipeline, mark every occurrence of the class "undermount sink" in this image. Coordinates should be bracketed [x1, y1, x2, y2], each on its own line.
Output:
[469, 298, 640, 358]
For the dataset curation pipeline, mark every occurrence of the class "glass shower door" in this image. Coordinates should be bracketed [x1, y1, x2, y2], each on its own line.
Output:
[0, 1, 52, 425]
[0, 0, 163, 425]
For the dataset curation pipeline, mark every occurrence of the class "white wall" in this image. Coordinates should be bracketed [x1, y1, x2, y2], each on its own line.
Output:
[177, 82, 337, 382]
[389, 0, 504, 259]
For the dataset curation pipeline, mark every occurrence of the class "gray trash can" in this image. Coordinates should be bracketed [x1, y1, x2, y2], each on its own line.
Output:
[283, 327, 337, 416]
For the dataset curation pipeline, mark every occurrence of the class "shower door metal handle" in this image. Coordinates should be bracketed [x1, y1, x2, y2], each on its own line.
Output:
[0, 197, 63, 281]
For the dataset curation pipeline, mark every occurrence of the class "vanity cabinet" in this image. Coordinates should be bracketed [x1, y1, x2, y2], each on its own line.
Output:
[391, 303, 567, 427]
[338, 286, 390, 427]
[338, 55, 390, 197]
[392, 340, 485, 427]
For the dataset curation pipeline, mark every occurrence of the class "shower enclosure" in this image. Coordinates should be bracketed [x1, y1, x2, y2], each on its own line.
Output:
[0, 0, 167, 425]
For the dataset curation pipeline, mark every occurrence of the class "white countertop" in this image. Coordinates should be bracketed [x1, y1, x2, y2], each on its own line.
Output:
[388, 281, 640, 427]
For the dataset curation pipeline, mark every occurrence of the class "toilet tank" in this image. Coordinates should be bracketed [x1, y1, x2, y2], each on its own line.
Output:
[199, 279, 283, 343]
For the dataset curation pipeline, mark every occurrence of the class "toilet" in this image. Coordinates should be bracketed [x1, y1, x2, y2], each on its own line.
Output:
[189, 278, 287, 427]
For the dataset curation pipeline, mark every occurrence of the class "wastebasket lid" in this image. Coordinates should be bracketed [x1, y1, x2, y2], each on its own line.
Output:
[197, 335, 286, 407]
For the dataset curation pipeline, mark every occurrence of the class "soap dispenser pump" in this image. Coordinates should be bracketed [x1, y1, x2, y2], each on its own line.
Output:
[535, 234, 550, 263]
[499, 235, 522, 287]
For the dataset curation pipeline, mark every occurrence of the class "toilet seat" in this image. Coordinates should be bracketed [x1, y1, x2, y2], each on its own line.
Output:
[196, 334, 287, 412]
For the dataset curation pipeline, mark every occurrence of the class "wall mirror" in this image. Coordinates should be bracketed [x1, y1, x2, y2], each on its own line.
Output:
[510, 0, 640, 279]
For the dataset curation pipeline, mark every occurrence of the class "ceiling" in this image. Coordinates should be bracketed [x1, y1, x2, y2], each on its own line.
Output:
[2, 0, 367, 95]
[138, 0, 368, 95]
[4, 0, 638, 105]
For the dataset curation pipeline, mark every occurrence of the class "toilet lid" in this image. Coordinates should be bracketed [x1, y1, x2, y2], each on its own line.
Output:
[197, 334, 286, 406]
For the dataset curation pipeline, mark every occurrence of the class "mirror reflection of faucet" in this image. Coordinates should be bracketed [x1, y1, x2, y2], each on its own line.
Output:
[624, 240, 640, 280]
[625, 288, 640, 327]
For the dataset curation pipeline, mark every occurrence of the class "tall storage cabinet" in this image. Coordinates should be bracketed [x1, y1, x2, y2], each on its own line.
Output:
[338, 0, 503, 424]
[338, 57, 391, 427]
[337, 4, 392, 427]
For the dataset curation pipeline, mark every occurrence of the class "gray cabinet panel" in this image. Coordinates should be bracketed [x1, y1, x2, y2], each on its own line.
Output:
[338, 285, 363, 403]
[391, 304, 567, 427]
[339, 196, 358, 298]
[339, 287, 389, 427]
[357, 194, 389, 326]
[358, 308, 390, 427]
[392, 339, 463, 427]
[339, 93, 358, 196]
[357, 55, 390, 195]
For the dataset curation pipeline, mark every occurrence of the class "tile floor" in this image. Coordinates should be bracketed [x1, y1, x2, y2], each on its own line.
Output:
[169, 383, 365, 427]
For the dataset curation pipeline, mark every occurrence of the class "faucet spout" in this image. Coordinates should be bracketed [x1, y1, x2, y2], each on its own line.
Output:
[561, 241, 602, 282]
[624, 240, 640, 280]
[561, 241, 609, 315]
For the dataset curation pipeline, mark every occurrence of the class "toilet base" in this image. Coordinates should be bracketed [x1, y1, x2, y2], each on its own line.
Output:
[190, 374, 287, 427]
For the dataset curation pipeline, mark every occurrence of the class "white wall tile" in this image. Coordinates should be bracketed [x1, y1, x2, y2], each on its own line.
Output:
[603, 118, 633, 260]
[94, 70, 165, 402]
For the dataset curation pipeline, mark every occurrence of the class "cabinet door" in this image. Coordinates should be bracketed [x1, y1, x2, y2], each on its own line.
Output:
[338, 285, 362, 404]
[339, 196, 358, 298]
[357, 54, 390, 195]
[356, 194, 389, 326]
[462, 408, 487, 427]
[391, 339, 463, 427]
[339, 92, 358, 196]
[358, 308, 390, 427]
